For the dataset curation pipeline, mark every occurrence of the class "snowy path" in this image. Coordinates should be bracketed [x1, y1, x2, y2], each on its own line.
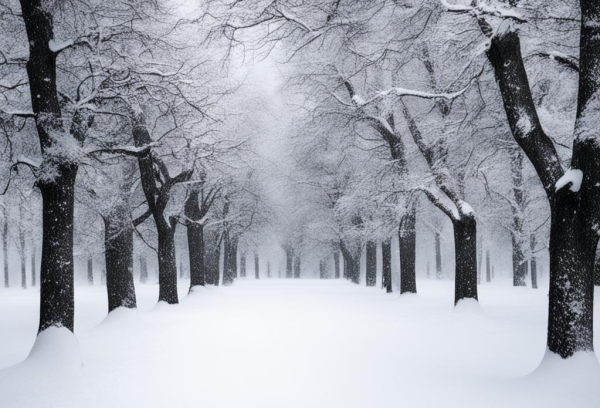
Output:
[0, 279, 599, 408]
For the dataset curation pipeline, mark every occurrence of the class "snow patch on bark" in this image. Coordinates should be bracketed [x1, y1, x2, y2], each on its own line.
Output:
[49, 38, 74, 53]
[515, 108, 532, 137]
[555, 169, 583, 192]
[575, 92, 600, 145]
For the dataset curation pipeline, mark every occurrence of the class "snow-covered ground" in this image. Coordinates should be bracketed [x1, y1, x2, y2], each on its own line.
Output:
[0, 278, 599, 408]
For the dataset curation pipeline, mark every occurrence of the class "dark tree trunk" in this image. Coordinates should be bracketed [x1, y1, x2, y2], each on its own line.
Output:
[179, 260, 184, 279]
[223, 231, 235, 286]
[285, 249, 293, 278]
[293, 256, 301, 278]
[232, 239, 238, 279]
[19, 0, 84, 334]
[340, 242, 360, 284]
[399, 208, 417, 294]
[453, 216, 478, 303]
[187, 220, 205, 289]
[486, 21, 600, 356]
[366, 241, 377, 286]
[20, 230, 26, 289]
[595, 244, 600, 286]
[204, 231, 221, 286]
[240, 253, 246, 278]
[530, 235, 538, 289]
[492, 265, 495, 280]
[101, 269, 106, 285]
[319, 260, 325, 279]
[254, 253, 259, 279]
[39, 174, 77, 332]
[333, 250, 340, 279]
[104, 211, 136, 312]
[512, 234, 527, 286]
[2, 219, 7, 288]
[31, 247, 36, 287]
[343, 256, 348, 279]
[382, 239, 392, 293]
[87, 257, 94, 285]
[156, 224, 178, 303]
[486, 249, 491, 283]
[435, 231, 442, 280]
[139, 255, 148, 283]
[185, 187, 207, 289]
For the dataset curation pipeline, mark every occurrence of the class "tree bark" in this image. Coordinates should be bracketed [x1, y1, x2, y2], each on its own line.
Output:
[187, 217, 205, 288]
[254, 253, 260, 279]
[453, 216, 478, 303]
[156, 223, 178, 303]
[333, 250, 340, 279]
[20, 229, 26, 289]
[340, 241, 360, 284]
[435, 231, 442, 280]
[19, 0, 86, 334]
[285, 248, 293, 278]
[319, 260, 325, 279]
[222, 231, 235, 286]
[204, 231, 221, 286]
[486, 19, 599, 356]
[382, 239, 392, 293]
[293, 255, 301, 278]
[366, 241, 377, 286]
[399, 208, 417, 293]
[486, 249, 491, 283]
[31, 247, 36, 287]
[87, 257, 94, 285]
[240, 253, 247, 278]
[530, 234, 538, 289]
[104, 209, 136, 312]
[2, 218, 7, 288]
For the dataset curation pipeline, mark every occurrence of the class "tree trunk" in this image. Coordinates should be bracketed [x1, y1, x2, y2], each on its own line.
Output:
[319, 260, 325, 279]
[156, 224, 178, 303]
[101, 269, 106, 285]
[487, 20, 600, 357]
[2, 219, 7, 288]
[240, 253, 247, 278]
[285, 248, 293, 278]
[19, 0, 82, 334]
[104, 211, 137, 312]
[512, 233, 527, 286]
[140, 255, 148, 283]
[333, 250, 340, 279]
[340, 242, 360, 284]
[223, 231, 235, 286]
[530, 234, 538, 289]
[486, 249, 491, 283]
[31, 247, 36, 287]
[267, 262, 271, 278]
[453, 216, 478, 303]
[254, 253, 259, 279]
[39, 176, 77, 332]
[366, 241, 377, 286]
[87, 257, 94, 285]
[435, 231, 442, 280]
[205, 232, 221, 286]
[382, 239, 392, 293]
[293, 256, 301, 278]
[185, 188, 206, 289]
[399, 208, 417, 293]
[20, 229, 26, 289]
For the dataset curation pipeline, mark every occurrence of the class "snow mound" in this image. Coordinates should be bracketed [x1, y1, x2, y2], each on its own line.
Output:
[555, 168, 583, 192]
[27, 327, 82, 370]
[453, 298, 483, 316]
[98, 307, 141, 329]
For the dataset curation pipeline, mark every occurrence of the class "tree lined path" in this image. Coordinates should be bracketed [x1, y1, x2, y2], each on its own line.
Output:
[1, 279, 598, 408]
